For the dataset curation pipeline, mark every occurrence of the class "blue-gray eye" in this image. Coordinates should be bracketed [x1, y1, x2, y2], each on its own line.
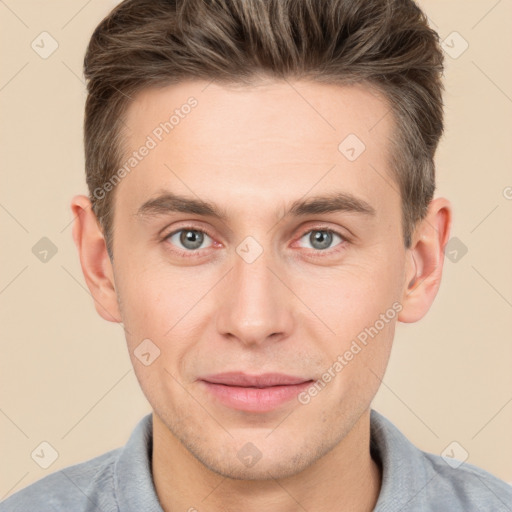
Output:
[168, 229, 213, 251]
[299, 230, 343, 251]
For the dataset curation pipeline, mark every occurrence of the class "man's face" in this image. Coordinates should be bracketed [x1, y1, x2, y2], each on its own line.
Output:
[111, 79, 407, 479]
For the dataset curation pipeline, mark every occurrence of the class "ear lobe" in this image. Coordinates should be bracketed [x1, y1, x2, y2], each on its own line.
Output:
[398, 197, 452, 323]
[70, 195, 122, 323]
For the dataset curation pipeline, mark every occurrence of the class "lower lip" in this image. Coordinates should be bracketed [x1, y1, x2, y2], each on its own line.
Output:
[200, 380, 313, 412]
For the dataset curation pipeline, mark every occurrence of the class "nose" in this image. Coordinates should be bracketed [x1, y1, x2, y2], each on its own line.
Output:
[215, 246, 294, 348]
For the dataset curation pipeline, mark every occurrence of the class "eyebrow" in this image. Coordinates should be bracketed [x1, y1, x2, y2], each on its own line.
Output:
[135, 190, 376, 221]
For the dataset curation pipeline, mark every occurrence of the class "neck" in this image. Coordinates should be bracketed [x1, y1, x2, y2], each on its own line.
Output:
[152, 409, 382, 512]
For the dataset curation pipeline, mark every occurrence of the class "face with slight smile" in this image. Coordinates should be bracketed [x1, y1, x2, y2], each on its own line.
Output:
[76, 78, 441, 480]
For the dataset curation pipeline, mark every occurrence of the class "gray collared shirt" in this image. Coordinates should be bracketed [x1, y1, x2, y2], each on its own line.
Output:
[1, 409, 511, 511]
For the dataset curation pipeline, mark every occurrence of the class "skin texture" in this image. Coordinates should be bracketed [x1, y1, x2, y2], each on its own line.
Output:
[71, 79, 451, 512]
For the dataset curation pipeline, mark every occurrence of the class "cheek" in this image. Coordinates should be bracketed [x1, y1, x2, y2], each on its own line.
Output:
[115, 265, 215, 379]
[290, 252, 401, 389]
[116, 262, 190, 335]
[296, 256, 402, 330]
[118, 273, 191, 404]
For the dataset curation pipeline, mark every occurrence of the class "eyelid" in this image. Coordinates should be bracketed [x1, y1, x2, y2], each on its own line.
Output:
[161, 222, 217, 242]
[290, 217, 352, 246]
[296, 224, 350, 242]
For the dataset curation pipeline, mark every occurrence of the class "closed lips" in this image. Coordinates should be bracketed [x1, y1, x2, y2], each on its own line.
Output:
[200, 372, 313, 387]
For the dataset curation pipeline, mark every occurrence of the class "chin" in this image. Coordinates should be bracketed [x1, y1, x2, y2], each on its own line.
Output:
[186, 431, 334, 482]
[199, 452, 313, 481]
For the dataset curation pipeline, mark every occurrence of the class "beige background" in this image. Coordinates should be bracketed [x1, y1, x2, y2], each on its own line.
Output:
[1, 0, 511, 498]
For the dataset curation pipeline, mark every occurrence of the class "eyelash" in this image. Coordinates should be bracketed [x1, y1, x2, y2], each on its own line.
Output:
[162, 225, 349, 259]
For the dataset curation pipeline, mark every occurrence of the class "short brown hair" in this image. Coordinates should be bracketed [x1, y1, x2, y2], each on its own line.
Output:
[83, 0, 444, 258]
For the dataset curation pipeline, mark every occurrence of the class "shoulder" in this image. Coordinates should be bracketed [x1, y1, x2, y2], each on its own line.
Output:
[370, 409, 512, 511]
[421, 450, 512, 510]
[0, 448, 121, 512]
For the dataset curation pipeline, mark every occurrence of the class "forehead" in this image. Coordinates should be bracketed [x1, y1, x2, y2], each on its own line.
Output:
[117, 79, 397, 221]
[124, 79, 392, 151]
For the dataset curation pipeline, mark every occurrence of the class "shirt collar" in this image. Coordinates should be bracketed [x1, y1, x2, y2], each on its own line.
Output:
[370, 409, 436, 511]
[114, 413, 164, 512]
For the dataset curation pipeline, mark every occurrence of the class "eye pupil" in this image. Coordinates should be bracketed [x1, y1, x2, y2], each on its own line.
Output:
[180, 230, 204, 250]
[310, 230, 332, 250]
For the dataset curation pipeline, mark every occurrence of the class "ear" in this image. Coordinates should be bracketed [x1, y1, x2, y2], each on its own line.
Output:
[70, 195, 121, 323]
[398, 197, 452, 323]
